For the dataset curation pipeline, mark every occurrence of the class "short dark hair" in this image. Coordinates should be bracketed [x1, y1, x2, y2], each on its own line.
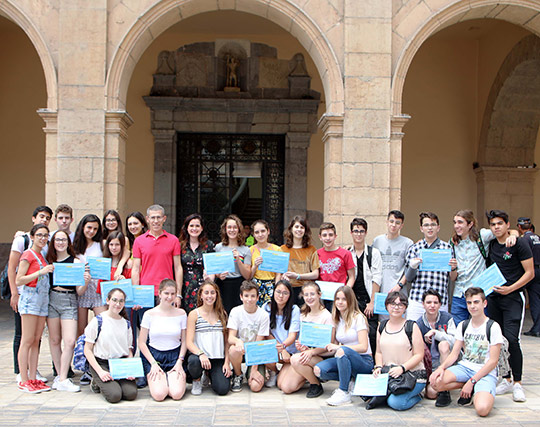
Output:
[385, 291, 408, 308]
[422, 289, 442, 303]
[486, 209, 509, 224]
[464, 287, 486, 301]
[240, 280, 258, 295]
[388, 210, 405, 221]
[350, 218, 368, 232]
[319, 222, 336, 234]
[33, 206, 53, 217]
[419, 212, 439, 226]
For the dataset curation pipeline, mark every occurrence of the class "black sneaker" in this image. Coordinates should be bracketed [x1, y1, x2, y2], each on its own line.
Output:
[68, 367, 75, 379]
[457, 393, 473, 406]
[136, 377, 147, 389]
[231, 374, 244, 392]
[435, 391, 452, 407]
[79, 372, 92, 385]
[306, 383, 323, 398]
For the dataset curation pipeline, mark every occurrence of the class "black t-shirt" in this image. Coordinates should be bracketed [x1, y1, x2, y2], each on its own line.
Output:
[489, 237, 532, 290]
[353, 253, 370, 304]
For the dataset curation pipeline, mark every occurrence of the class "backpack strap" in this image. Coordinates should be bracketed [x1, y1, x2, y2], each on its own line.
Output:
[378, 319, 388, 335]
[95, 315, 103, 342]
[367, 245, 373, 269]
[23, 234, 30, 251]
[476, 237, 488, 261]
[486, 318, 494, 342]
[461, 318, 471, 336]
[404, 319, 415, 347]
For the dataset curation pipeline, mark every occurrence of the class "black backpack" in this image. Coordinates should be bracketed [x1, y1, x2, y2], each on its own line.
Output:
[1, 234, 30, 300]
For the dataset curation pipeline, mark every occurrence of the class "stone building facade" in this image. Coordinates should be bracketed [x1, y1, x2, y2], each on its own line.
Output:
[1, 0, 540, 244]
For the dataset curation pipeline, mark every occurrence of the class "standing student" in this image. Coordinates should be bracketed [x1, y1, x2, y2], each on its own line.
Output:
[138, 279, 187, 401]
[47, 230, 90, 392]
[102, 210, 130, 279]
[449, 210, 517, 324]
[214, 215, 252, 313]
[281, 216, 320, 305]
[15, 224, 53, 393]
[186, 281, 232, 396]
[347, 217, 382, 355]
[430, 287, 502, 417]
[103, 231, 132, 280]
[314, 286, 374, 406]
[227, 280, 270, 393]
[485, 210, 533, 402]
[373, 210, 413, 295]
[125, 211, 148, 250]
[402, 212, 454, 321]
[73, 214, 105, 337]
[372, 292, 426, 411]
[7, 206, 52, 382]
[179, 213, 215, 313]
[83, 288, 137, 403]
[250, 220, 282, 306]
[53, 204, 75, 242]
[263, 279, 300, 389]
[289, 282, 335, 398]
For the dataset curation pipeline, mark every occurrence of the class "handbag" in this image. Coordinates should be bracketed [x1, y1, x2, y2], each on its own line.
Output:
[387, 366, 417, 395]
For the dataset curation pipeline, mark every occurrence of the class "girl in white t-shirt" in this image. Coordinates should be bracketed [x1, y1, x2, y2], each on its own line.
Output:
[138, 279, 187, 401]
[314, 286, 374, 406]
[289, 283, 335, 398]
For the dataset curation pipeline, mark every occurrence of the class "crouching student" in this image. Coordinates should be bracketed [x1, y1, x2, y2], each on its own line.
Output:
[228, 280, 270, 392]
[416, 289, 456, 406]
[430, 287, 502, 417]
[83, 288, 137, 403]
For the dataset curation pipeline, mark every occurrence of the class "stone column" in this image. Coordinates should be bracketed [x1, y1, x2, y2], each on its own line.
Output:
[38, 109, 58, 209]
[284, 132, 311, 225]
[475, 166, 538, 227]
[390, 115, 410, 209]
[152, 129, 177, 232]
[56, 0, 107, 220]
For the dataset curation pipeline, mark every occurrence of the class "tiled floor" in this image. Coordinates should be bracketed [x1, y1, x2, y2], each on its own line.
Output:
[1, 300, 539, 426]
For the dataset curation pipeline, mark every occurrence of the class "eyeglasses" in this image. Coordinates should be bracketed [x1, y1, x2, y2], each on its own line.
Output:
[275, 290, 290, 296]
[389, 303, 405, 309]
[55, 238, 68, 243]
[352, 229, 366, 234]
[422, 223, 438, 228]
[105, 218, 118, 223]
[35, 233, 49, 239]
[110, 298, 125, 304]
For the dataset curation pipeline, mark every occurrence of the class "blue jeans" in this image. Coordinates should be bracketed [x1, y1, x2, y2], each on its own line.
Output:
[316, 346, 373, 391]
[387, 382, 425, 411]
[450, 296, 470, 325]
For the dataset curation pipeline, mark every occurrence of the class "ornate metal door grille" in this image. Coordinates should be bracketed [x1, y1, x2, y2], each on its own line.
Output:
[176, 133, 285, 243]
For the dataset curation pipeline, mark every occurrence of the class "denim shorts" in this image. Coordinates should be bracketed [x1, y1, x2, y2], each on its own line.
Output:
[48, 290, 78, 320]
[19, 276, 49, 317]
[447, 363, 497, 396]
[141, 345, 181, 375]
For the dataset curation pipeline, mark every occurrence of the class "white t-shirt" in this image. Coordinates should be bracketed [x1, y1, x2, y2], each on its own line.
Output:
[301, 308, 333, 325]
[227, 305, 269, 343]
[335, 314, 371, 355]
[141, 311, 187, 351]
[84, 314, 133, 360]
[455, 318, 503, 376]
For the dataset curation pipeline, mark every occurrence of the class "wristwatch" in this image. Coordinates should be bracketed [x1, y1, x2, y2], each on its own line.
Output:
[470, 378, 477, 385]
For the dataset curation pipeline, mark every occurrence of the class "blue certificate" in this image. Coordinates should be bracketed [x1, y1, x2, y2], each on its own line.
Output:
[299, 322, 333, 348]
[419, 249, 452, 272]
[373, 292, 389, 315]
[316, 281, 342, 301]
[53, 262, 85, 286]
[259, 249, 290, 274]
[352, 373, 389, 396]
[471, 263, 506, 296]
[108, 357, 144, 380]
[87, 257, 112, 280]
[244, 339, 279, 366]
[125, 285, 155, 308]
[100, 279, 134, 305]
[203, 251, 235, 275]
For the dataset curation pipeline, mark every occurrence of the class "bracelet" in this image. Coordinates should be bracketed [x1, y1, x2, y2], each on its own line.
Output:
[180, 356, 185, 361]
[398, 282, 404, 288]
[373, 365, 382, 370]
[176, 294, 182, 298]
[400, 364, 407, 372]
[296, 274, 301, 280]
[198, 351, 205, 356]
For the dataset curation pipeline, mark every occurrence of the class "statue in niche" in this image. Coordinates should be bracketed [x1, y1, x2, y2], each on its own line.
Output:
[156, 51, 175, 75]
[226, 55, 239, 89]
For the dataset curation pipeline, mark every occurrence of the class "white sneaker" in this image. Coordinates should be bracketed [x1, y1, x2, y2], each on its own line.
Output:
[51, 376, 60, 390]
[55, 378, 80, 393]
[512, 383, 526, 402]
[496, 378, 514, 395]
[265, 370, 277, 388]
[348, 379, 355, 393]
[36, 370, 48, 383]
[16, 373, 21, 384]
[326, 388, 352, 406]
[191, 380, 202, 395]
[201, 371, 210, 388]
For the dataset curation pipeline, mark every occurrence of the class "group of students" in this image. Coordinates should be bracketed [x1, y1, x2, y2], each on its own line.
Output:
[5, 203, 538, 417]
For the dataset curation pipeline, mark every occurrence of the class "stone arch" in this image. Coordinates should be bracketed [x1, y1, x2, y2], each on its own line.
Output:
[106, 0, 343, 115]
[0, 1, 57, 110]
[392, 0, 540, 117]
[478, 34, 540, 166]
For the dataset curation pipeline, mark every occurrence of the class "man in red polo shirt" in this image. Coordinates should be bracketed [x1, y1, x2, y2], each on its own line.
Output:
[132, 204, 183, 303]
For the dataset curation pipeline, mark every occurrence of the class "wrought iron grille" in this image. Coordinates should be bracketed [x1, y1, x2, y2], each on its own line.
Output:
[176, 133, 285, 243]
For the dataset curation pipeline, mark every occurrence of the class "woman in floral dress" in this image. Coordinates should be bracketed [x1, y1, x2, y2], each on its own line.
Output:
[179, 214, 215, 313]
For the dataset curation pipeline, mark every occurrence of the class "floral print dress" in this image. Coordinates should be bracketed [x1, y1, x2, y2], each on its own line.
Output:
[181, 241, 215, 313]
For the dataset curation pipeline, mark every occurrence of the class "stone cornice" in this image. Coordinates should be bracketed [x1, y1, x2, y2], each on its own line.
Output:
[37, 109, 58, 134]
[318, 113, 344, 143]
[105, 111, 134, 140]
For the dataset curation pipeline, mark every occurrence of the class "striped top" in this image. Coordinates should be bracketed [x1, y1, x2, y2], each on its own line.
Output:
[194, 309, 225, 359]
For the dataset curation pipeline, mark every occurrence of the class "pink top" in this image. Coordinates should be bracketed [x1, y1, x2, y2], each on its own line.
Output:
[132, 230, 180, 295]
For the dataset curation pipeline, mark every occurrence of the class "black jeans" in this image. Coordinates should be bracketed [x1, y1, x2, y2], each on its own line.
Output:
[187, 354, 230, 395]
[358, 300, 378, 357]
[487, 291, 525, 381]
[13, 310, 21, 374]
[527, 279, 540, 333]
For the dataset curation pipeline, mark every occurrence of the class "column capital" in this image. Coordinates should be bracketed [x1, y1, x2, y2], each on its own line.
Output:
[286, 132, 311, 149]
[474, 165, 538, 182]
[37, 109, 58, 134]
[318, 113, 344, 143]
[105, 111, 134, 140]
[390, 114, 411, 141]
